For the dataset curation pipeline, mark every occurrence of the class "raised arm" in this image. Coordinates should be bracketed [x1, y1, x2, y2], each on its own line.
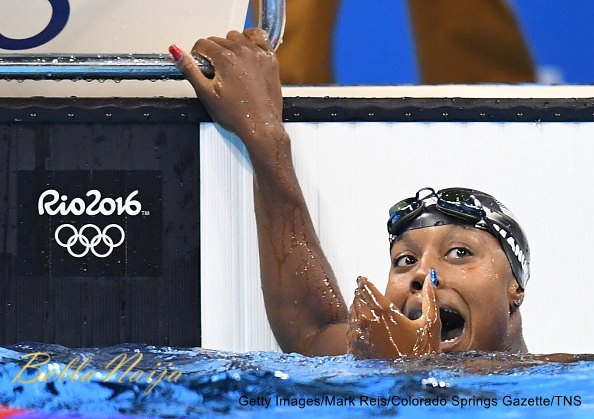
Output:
[169, 29, 348, 355]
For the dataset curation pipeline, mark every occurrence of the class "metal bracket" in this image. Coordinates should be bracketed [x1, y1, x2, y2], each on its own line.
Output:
[0, 0, 285, 80]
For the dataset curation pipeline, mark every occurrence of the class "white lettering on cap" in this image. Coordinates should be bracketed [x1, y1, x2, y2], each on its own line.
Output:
[492, 223, 527, 274]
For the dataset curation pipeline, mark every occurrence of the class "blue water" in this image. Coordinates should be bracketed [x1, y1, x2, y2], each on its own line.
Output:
[0, 343, 592, 418]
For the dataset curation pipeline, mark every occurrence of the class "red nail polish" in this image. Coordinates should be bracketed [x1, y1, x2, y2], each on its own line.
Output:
[168, 44, 183, 62]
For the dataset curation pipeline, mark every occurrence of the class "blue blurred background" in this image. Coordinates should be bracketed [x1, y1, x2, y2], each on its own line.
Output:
[250, 0, 594, 85]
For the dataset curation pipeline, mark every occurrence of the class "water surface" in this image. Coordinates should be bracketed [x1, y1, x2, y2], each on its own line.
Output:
[0, 343, 592, 418]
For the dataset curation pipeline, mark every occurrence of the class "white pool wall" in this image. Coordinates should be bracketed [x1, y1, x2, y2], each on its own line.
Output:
[201, 109, 594, 355]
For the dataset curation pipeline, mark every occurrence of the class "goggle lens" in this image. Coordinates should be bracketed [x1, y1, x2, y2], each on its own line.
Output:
[389, 197, 420, 215]
[438, 189, 485, 220]
[388, 198, 422, 234]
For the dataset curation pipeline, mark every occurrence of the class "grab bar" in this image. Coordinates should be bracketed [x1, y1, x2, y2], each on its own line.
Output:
[0, 0, 285, 80]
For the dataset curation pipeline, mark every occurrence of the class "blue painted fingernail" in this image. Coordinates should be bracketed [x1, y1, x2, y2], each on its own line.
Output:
[430, 268, 439, 286]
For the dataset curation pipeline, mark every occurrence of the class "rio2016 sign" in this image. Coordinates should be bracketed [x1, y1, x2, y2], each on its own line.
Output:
[0, 0, 70, 50]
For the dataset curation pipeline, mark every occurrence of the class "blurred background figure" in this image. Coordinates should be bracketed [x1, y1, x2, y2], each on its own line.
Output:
[254, 0, 340, 84]
[408, 0, 535, 83]
[254, 0, 535, 84]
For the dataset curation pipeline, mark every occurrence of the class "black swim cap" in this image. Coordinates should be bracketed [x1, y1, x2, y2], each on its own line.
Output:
[388, 188, 530, 289]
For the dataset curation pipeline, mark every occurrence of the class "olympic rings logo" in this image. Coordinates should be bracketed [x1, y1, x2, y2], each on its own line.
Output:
[0, 0, 70, 50]
[54, 224, 125, 258]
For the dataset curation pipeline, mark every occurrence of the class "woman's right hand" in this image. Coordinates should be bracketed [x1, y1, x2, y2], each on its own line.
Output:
[347, 275, 441, 359]
[169, 29, 284, 147]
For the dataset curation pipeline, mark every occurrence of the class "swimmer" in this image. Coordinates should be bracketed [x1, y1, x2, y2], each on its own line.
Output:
[169, 29, 529, 359]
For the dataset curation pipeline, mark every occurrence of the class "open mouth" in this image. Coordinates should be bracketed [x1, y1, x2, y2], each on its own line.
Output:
[406, 307, 465, 343]
[439, 307, 465, 342]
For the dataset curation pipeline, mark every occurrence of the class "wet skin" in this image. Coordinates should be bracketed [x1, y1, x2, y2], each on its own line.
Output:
[347, 225, 526, 359]
[386, 225, 526, 353]
[172, 29, 527, 359]
[172, 30, 349, 356]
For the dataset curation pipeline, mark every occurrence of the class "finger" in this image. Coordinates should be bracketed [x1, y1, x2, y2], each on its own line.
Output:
[421, 271, 440, 327]
[358, 277, 392, 312]
[190, 38, 229, 67]
[347, 323, 371, 359]
[352, 289, 374, 322]
[243, 28, 273, 50]
[348, 294, 360, 326]
[347, 296, 370, 357]
[169, 44, 213, 98]
[353, 292, 374, 322]
[206, 36, 235, 50]
[226, 30, 247, 43]
[347, 305, 365, 340]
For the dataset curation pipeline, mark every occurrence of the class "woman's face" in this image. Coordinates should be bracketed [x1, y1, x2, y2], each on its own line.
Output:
[386, 224, 521, 352]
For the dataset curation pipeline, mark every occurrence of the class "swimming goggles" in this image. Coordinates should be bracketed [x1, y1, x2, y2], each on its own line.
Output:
[387, 187, 530, 289]
[387, 187, 487, 235]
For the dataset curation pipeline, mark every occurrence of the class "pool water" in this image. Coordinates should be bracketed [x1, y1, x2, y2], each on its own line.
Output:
[0, 343, 592, 418]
